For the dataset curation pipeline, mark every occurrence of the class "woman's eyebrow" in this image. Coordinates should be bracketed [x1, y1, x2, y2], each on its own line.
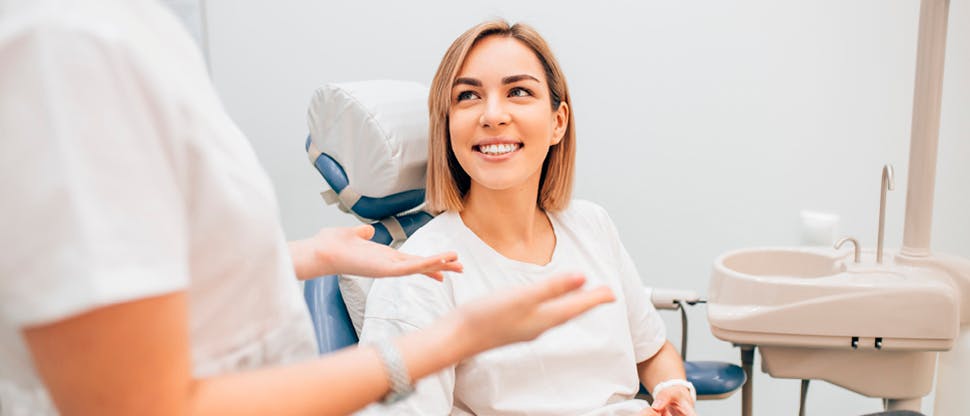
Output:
[454, 77, 481, 87]
[453, 74, 541, 87]
[502, 74, 540, 84]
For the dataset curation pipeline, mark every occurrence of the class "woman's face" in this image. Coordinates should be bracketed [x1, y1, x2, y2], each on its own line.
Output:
[448, 35, 568, 196]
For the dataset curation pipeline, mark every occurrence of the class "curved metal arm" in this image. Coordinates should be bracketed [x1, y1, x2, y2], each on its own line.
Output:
[878, 164, 895, 263]
[834, 237, 861, 263]
[648, 288, 704, 361]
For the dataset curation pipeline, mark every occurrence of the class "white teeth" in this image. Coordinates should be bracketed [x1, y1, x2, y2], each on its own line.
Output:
[479, 143, 520, 155]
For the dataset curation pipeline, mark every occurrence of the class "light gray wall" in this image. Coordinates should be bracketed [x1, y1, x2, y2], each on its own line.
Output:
[205, 1, 969, 414]
[160, 0, 208, 58]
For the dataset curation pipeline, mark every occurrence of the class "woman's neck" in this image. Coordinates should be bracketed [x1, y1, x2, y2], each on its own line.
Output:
[459, 177, 556, 264]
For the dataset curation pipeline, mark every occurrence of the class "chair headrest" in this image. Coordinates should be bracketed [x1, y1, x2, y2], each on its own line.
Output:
[306, 80, 430, 222]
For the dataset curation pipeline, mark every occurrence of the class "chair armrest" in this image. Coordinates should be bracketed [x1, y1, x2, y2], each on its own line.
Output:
[647, 287, 701, 310]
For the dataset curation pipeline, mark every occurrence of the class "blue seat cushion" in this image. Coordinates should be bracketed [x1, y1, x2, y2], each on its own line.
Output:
[638, 360, 746, 399]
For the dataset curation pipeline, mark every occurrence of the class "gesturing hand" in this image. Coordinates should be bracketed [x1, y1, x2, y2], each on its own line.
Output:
[290, 225, 463, 281]
[456, 273, 615, 354]
[649, 386, 697, 416]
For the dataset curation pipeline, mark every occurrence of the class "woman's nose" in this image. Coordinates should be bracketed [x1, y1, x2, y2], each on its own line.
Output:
[479, 98, 511, 128]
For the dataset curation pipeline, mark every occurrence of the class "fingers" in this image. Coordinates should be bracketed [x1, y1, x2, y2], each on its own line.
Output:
[659, 403, 694, 416]
[422, 271, 444, 282]
[535, 285, 615, 327]
[353, 224, 376, 240]
[381, 252, 462, 280]
[673, 399, 697, 416]
[428, 252, 461, 271]
[651, 392, 695, 416]
[407, 252, 462, 274]
[650, 396, 668, 410]
[419, 256, 461, 281]
[519, 273, 587, 304]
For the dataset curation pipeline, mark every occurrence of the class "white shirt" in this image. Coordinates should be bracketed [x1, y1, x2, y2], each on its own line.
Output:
[0, 1, 316, 414]
[359, 200, 667, 416]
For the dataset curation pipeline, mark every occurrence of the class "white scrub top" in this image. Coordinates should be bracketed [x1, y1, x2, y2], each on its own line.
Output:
[0, 1, 316, 414]
[358, 200, 667, 415]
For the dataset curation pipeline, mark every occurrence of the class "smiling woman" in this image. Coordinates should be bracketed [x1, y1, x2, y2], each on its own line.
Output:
[357, 20, 697, 416]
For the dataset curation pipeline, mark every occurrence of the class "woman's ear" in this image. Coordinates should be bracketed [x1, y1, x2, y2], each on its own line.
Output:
[551, 102, 569, 145]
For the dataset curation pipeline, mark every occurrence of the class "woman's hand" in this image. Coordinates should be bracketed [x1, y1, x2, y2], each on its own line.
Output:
[454, 273, 615, 355]
[289, 225, 463, 280]
[649, 386, 697, 416]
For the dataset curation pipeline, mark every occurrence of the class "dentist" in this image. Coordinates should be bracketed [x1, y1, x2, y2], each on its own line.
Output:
[0, 1, 614, 415]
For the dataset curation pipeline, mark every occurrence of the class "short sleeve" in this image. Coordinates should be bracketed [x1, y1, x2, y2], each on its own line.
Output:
[596, 205, 667, 362]
[0, 22, 189, 327]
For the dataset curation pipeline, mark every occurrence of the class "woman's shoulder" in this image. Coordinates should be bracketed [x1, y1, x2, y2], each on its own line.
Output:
[396, 211, 465, 255]
[364, 213, 463, 324]
[553, 199, 615, 231]
[562, 199, 609, 215]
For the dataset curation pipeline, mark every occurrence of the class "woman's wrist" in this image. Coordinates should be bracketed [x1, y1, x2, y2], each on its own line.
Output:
[393, 312, 471, 385]
[288, 239, 335, 280]
[438, 312, 477, 363]
[652, 378, 696, 403]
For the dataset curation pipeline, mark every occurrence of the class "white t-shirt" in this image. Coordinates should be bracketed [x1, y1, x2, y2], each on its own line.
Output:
[359, 200, 667, 416]
[0, 1, 316, 414]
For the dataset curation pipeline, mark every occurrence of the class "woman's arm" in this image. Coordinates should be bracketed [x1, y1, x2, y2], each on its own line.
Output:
[289, 225, 463, 281]
[636, 341, 695, 416]
[636, 341, 686, 391]
[24, 274, 613, 416]
[591, 205, 695, 415]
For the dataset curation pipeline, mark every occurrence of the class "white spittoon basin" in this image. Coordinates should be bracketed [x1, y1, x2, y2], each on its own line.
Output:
[708, 247, 958, 400]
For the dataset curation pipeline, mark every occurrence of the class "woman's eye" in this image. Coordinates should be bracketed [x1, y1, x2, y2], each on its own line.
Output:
[509, 87, 532, 98]
[457, 91, 478, 101]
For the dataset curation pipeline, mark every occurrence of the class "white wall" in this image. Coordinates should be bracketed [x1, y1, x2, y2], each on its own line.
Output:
[205, 1, 970, 414]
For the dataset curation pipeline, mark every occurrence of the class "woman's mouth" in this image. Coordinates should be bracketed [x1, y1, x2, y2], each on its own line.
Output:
[474, 143, 522, 156]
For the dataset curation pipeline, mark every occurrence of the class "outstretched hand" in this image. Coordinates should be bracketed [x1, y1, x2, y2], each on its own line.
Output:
[456, 273, 615, 354]
[289, 225, 463, 281]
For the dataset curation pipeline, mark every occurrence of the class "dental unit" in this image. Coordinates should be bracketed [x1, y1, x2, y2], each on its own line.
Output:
[707, 0, 970, 415]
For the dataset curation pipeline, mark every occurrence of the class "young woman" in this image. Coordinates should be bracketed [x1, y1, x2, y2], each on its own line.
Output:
[0, 3, 613, 415]
[358, 21, 697, 416]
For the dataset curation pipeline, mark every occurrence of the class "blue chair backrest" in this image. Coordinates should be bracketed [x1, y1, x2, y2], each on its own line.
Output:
[304, 275, 358, 354]
[303, 129, 432, 354]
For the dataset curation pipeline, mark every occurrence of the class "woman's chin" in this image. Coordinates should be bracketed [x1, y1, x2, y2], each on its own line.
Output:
[468, 177, 537, 194]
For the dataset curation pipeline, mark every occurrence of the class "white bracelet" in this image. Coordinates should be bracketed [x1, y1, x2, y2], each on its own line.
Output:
[652, 378, 696, 403]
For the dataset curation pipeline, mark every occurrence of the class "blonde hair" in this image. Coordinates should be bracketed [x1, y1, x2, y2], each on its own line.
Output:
[426, 20, 575, 213]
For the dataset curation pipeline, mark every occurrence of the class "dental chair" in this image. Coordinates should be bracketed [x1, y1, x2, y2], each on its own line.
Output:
[301, 80, 746, 408]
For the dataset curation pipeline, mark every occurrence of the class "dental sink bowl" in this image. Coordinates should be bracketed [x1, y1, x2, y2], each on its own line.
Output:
[707, 247, 960, 399]
[720, 248, 846, 279]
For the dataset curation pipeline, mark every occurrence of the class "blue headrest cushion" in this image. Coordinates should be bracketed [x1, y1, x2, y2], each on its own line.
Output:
[305, 136, 425, 221]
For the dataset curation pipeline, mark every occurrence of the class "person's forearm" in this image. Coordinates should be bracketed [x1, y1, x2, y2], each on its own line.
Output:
[29, 275, 605, 416]
[636, 341, 687, 391]
[187, 314, 470, 415]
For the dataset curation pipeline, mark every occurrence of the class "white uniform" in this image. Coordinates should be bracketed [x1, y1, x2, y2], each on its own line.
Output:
[359, 200, 667, 416]
[0, 1, 316, 414]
